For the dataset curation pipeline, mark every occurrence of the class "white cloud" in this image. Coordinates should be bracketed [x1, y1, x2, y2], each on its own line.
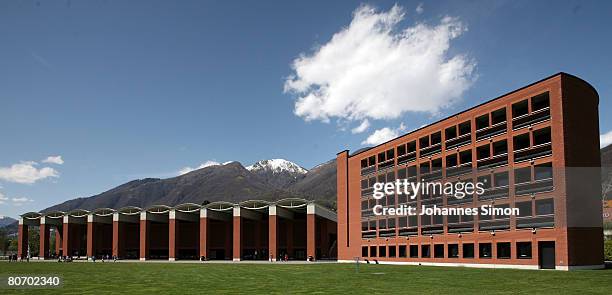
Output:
[351, 119, 371, 134]
[11, 197, 33, 206]
[601, 131, 612, 148]
[0, 192, 7, 204]
[178, 160, 221, 175]
[416, 3, 424, 14]
[362, 123, 407, 145]
[0, 161, 59, 184]
[285, 4, 475, 124]
[12, 197, 32, 203]
[42, 155, 64, 165]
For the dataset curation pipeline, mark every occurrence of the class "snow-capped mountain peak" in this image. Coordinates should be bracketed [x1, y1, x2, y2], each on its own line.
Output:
[246, 159, 308, 174]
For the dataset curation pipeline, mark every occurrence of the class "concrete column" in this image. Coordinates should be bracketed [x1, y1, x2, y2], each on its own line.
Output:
[307, 214, 316, 261]
[62, 217, 70, 257]
[112, 214, 120, 258]
[268, 207, 278, 261]
[139, 212, 149, 261]
[39, 219, 50, 259]
[199, 209, 207, 260]
[17, 221, 27, 259]
[232, 206, 241, 261]
[86, 215, 94, 259]
[169, 210, 177, 261]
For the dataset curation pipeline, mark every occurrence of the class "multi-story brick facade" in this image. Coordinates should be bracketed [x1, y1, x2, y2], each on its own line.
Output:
[337, 73, 603, 270]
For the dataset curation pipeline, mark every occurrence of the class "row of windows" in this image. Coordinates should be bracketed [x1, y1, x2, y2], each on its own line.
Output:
[362, 241, 535, 259]
[362, 199, 555, 233]
[361, 163, 554, 199]
[362, 127, 551, 175]
[360, 92, 551, 170]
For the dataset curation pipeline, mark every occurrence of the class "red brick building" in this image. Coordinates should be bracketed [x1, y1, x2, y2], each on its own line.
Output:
[337, 73, 604, 270]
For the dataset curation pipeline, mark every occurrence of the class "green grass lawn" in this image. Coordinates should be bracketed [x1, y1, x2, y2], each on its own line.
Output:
[1, 262, 611, 294]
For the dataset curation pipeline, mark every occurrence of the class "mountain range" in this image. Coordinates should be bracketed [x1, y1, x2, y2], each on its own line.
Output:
[0, 216, 17, 228]
[43, 159, 337, 213]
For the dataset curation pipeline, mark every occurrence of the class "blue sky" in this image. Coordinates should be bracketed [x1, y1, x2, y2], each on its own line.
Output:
[1, 0, 611, 218]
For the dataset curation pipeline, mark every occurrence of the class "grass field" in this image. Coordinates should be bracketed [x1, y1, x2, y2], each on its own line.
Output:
[1, 262, 611, 294]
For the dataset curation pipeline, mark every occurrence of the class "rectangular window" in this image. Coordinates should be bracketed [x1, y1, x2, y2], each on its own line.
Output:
[477, 145, 490, 160]
[432, 158, 442, 171]
[463, 243, 475, 258]
[362, 246, 368, 257]
[491, 108, 506, 125]
[479, 243, 492, 258]
[476, 114, 489, 130]
[448, 244, 459, 258]
[361, 179, 368, 190]
[494, 172, 509, 187]
[407, 165, 417, 178]
[368, 156, 376, 166]
[399, 245, 407, 258]
[516, 201, 532, 217]
[397, 144, 406, 156]
[447, 214, 459, 224]
[398, 194, 407, 204]
[517, 242, 532, 259]
[370, 246, 377, 257]
[421, 245, 431, 258]
[386, 148, 395, 160]
[378, 218, 387, 229]
[378, 152, 386, 163]
[497, 242, 511, 259]
[536, 199, 554, 215]
[433, 214, 444, 225]
[386, 171, 395, 181]
[531, 92, 550, 111]
[421, 214, 431, 226]
[445, 126, 457, 140]
[379, 246, 387, 258]
[512, 99, 529, 118]
[513, 133, 530, 150]
[407, 141, 417, 153]
[420, 162, 430, 174]
[446, 154, 458, 167]
[420, 136, 430, 148]
[493, 140, 508, 156]
[388, 217, 396, 228]
[361, 221, 368, 231]
[397, 167, 407, 179]
[434, 244, 445, 258]
[533, 127, 551, 146]
[459, 121, 471, 136]
[431, 132, 442, 145]
[398, 217, 408, 228]
[534, 162, 553, 180]
[409, 245, 419, 258]
[361, 159, 368, 168]
[408, 216, 418, 227]
[514, 167, 531, 184]
[460, 150, 472, 164]
[389, 246, 397, 258]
